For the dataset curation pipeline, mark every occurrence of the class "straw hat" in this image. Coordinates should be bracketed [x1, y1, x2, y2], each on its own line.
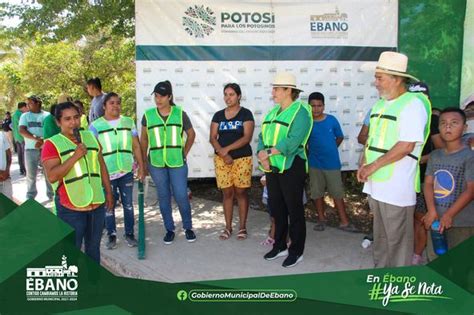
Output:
[57, 93, 73, 103]
[272, 72, 303, 92]
[375, 51, 419, 82]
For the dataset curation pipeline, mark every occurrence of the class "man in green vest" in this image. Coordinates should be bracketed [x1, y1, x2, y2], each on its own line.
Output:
[357, 51, 431, 267]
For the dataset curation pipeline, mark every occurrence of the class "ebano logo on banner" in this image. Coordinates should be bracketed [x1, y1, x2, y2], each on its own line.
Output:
[25, 255, 78, 302]
[310, 7, 349, 38]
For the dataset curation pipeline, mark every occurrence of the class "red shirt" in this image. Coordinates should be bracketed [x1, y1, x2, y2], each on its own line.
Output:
[41, 138, 102, 211]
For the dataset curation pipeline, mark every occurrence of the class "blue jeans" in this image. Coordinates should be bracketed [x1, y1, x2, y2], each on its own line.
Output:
[106, 172, 135, 236]
[25, 149, 53, 200]
[148, 163, 192, 231]
[56, 196, 105, 263]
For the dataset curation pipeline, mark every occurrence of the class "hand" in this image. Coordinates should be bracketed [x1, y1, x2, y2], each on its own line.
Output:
[439, 213, 453, 233]
[260, 158, 271, 172]
[357, 163, 377, 182]
[137, 166, 146, 182]
[105, 192, 114, 213]
[72, 143, 87, 161]
[217, 147, 230, 158]
[34, 138, 44, 149]
[422, 211, 438, 230]
[260, 176, 266, 186]
[257, 150, 269, 161]
[0, 170, 8, 180]
[223, 155, 233, 165]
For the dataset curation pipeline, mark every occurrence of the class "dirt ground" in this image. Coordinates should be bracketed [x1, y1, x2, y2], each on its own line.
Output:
[188, 171, 373, 234]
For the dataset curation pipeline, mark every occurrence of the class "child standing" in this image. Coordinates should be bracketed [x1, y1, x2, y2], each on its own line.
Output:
[423, 108, 474, 260]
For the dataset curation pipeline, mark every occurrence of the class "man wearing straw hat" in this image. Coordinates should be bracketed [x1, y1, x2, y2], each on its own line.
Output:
[357, 51, 431, 267]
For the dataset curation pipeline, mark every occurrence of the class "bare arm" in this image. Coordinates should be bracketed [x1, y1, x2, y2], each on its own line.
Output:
[357, 125, 369, 145]
[219, 121, 255, 156]
[422, 175, 438, 229]
[132, 136, 145, 182]
[183, 127, 195, 158]
[209, 122, 223, 153]
[336, 136, 343, 147]
[140, 126, 149, 173]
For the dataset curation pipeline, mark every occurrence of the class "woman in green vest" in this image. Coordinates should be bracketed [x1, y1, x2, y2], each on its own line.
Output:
[257, 72, 312, 268]
[41, 102, 114, 263]
[140, 80, 197, 245]
[89, 92, 145, 249]
[90, 92, 145, 250]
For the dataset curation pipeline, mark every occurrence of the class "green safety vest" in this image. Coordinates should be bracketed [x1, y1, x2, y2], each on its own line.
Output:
[365, 92, 432, 192]
[145, 106, 184, 168]
[261, 101, 312, 173]
[91, 116, 134, 175]
[48, 131, 105, 208]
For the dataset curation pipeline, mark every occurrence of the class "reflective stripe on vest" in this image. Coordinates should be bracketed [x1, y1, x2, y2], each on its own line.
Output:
[261, 101, 312, 173]
[366, 92, 431, 192]
[145, 106, 184, 167]
[48, 131, 105, 208]
[91, 116, 134, 175]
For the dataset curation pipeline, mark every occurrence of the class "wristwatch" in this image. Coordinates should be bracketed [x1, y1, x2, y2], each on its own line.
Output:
[266, 148, 273, 156]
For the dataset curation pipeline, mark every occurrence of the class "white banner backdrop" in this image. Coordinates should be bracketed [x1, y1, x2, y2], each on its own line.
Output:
[136, 0, 398, 177]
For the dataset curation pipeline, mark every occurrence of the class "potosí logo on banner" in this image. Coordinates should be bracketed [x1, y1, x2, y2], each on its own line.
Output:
[25, 255, 78, 302]
[182, 4, 275, 37]
[366, 273, 451, 306]
[310, 6, 349, 38]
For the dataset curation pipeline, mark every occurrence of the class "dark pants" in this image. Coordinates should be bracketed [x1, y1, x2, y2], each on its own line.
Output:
[56, 196, 105, 264]
[267, 156, 307, 257]
[15, 141, 26, 174]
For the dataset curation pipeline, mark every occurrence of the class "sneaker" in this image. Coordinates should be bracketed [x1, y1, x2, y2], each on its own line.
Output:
[106, 235, 117, 250]
[282, 255, 303, 268]
[411, 254, 425, 265]
[264, 248, 289, 261]
[185, 229, 196, 242]
[125, 234, 138, 247]
[163, 230, 175, 245]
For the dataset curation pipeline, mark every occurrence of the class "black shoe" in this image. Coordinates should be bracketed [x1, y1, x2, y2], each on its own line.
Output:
[185, 229, 196, 242]
[282, 255, 303, 268]
[125, 234, 138, 247]
[163, 230, 175, 245]
[264, 248, 288, 261]
[106, 235, 117, 250]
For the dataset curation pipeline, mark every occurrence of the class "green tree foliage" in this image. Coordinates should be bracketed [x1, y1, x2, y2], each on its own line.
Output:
[0, 0, 135, 117]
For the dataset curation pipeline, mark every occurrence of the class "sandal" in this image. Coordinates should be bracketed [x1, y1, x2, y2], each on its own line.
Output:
[338, 223, 360, 233]
[236, 229, 247, 240]
[219, 228, 232, 240]
[313, 220, 327, 231]
[260, 236, 275, 246]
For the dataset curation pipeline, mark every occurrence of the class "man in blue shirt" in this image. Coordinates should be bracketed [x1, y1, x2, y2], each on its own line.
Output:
[307, 92, 358, 232]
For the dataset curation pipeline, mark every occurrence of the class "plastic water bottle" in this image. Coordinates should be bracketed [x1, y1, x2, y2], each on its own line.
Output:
[361, 235, 373, 248]
[431, 220, 448, 256]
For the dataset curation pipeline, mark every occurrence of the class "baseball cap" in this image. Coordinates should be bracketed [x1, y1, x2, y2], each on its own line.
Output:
[151, 81, 172, 96]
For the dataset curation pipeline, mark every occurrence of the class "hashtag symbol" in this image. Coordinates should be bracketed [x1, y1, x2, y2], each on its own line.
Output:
[368, 283, 382, 300]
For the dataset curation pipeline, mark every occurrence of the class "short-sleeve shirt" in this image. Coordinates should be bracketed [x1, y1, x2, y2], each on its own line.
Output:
[420, 114, 440, 183]
[307, 114, 344, 170]
[89, 93, 106, 123]
[363, 95, 428, 207]
[211, 107, 254, 159]
[0, 131, 12, 171]
[363, 110, 371, 127]
[19, 110, 50, 149]
[425, 147, 474, 227]
[42, 114, 61, 139]
[41, 138, 102, 211]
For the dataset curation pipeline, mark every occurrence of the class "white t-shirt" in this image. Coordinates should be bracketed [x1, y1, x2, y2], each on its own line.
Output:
[0, 131, 12, 171]
[363, 97, 428, 207]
